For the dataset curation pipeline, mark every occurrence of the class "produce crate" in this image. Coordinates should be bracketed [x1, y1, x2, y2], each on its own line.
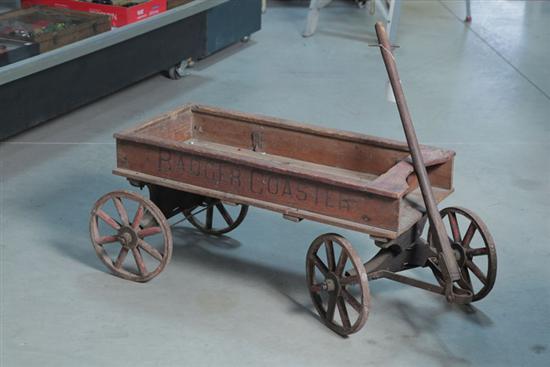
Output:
[23, 0, 166, 27]
[0, 6, 111, 53]
[0, 37, 39, 66]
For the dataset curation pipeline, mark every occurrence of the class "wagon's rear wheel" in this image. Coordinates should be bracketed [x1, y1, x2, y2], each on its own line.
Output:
[427, 207, 497, 302]
[185, 198, 248, 236]
[90, 190, 173, 282]
[306, 233, 370, 336]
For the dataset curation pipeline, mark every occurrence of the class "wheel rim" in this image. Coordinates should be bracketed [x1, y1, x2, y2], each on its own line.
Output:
[306, 233, 370, 335]
[186, 199, 248, 235]
[428, 207, 497, 301]
[90, 191, 173, 282]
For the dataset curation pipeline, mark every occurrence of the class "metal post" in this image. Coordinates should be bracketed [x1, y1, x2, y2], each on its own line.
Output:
[465, 0, 472, 22]
[374, 23, 461, 298]
[303, 0, 333, 37]
[386, 0, 401, 45]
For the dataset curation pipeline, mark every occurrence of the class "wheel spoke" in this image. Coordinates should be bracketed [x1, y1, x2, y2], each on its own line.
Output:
[312, 293, 325, 317]
[114, 247, 129, 269]
[97, 235, 118, 245]
[91, 216, 111, 245]
[312, 254, 329, 275]
[326, 294, 337, 322]
[138, 226, 162, 238]
[462, 222, 477, 248]
[427, 258, 444, 279]
[132, 247, 148, 275]
[459, 267, 473, 292]
[325, 240, 335, 271]
[335, 250, 348, 276]
[132, 204, 144, 230]
[138, 239, 163, 262]
[206, 206, 214, 229]
[340, 274, 359, 286]
[310, 283, 325, 293]
[216, 203, 234, 226]
[337, 298, 351, 329]
[96, 209, 120, 230]
[466, 260, 487, 285]
[448, 212, 461, 243]
[341, 289, 362, 313]
[112, 197, 129, 225]
[468, 247, 489, 257]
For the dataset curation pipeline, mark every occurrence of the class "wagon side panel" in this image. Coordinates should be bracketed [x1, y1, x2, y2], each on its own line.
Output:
[116, 140, 401, 232]
[191, 112, 411, 175]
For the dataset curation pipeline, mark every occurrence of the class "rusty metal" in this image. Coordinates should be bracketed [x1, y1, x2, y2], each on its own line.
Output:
[306, 233, 370, 336]
[89, 23, 497, 336]
[90, 190, 173, 282]
[145, 183, 249, 236]
[373, 270, 446, 295]
[147, 184, 204, 219]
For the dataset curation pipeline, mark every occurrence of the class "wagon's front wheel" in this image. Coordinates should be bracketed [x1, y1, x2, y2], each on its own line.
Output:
[428, 207, 497, 302]
[90, 191, 173, 282]
[306, 233, 370, 336]
[185, 199, 248, 236]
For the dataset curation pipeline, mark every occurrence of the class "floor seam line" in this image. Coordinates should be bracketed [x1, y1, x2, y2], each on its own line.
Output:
[438, 0, 550, 101]
[2, 142, 115, 145]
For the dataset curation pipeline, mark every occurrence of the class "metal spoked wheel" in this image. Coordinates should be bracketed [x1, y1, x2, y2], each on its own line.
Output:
[306, 233, 370, 336]
[90, 190, 173, 282]
[427, 207, 497, 302]
[185, 199, 248, 236]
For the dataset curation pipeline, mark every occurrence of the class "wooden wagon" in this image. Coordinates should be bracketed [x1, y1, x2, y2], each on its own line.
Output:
[89, 23, 497, 335]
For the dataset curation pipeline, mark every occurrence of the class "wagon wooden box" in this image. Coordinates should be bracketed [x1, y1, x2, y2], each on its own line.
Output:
[114, 104, 455, 240]
[0, 6, 111, 53]
[89, 23, 496, 336]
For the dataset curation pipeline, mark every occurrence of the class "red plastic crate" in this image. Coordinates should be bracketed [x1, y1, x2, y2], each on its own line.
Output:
[23, 0, 166, 27]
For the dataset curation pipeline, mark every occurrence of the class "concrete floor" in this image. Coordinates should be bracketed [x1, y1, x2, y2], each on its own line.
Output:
[1, 1, 549, 366]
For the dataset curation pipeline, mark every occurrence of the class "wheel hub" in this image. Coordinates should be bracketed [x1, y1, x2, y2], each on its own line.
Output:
[118, 226, 138, 249]
[324, 272, 342, 296]
[451, 242, 466, 267]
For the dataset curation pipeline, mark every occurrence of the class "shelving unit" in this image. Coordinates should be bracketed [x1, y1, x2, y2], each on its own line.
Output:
[0, 0, 261, 139]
